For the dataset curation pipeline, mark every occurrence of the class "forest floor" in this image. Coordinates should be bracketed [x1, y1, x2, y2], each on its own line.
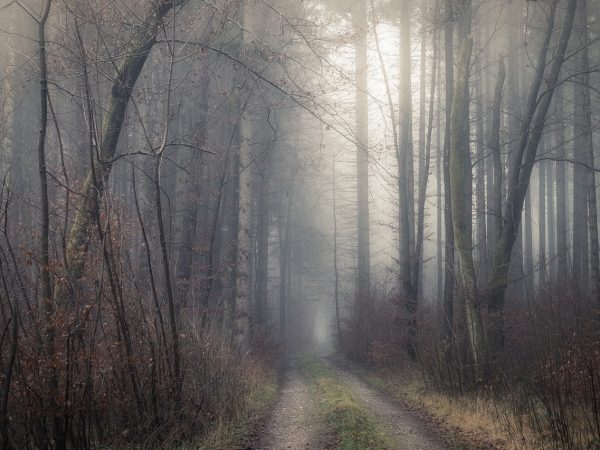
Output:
[251, 352, 450, 450]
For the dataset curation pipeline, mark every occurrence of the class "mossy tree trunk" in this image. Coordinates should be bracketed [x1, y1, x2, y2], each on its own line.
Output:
[449, 38, 486, 383]
[54, 0, 189, 307]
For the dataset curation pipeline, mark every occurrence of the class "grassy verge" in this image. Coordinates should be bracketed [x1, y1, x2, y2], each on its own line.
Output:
[363, 368, 540, 449]
[301, 357, 391, 450]
[194, 358, 278, 450]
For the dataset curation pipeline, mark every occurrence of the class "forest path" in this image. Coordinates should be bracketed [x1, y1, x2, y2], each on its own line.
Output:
[323, 356, 449, 450]
[253, 357, 323, 450]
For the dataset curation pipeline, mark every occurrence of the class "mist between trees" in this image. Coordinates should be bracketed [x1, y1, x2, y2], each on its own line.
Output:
[0, 0, 598, 448]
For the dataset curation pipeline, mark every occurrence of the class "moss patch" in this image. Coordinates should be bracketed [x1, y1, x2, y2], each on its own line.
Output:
[301, 357, 391, 450]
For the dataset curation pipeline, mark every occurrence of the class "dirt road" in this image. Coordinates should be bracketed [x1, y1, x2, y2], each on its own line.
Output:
[254, 356, 448, 450]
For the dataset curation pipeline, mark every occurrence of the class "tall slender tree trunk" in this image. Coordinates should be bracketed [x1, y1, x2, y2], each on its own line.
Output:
[547, 146, 556, 283]
[36, 1, 63, 447]
[175, 63, 209, 312]
[574, 0, 596, 299]
[442, 0, 455, 342]
[416, 4, 438, 303]
[450, 38, 485, 383]
[234, 103, 253, 352]
[487, 0, 576, 364]
[354, 0, 371, 355]
[436, 58, 443, 302]
[555, 90, 568, 278]
[475, 50, 487, 283]
[524, 189, 534, 296]
[278, 191, 292, 344]
[539, 153, 547, 288]
[398, 0, 418, 359]
[506, 0, 526, 301]
[256, 164, 270, 333]
[333, 157, 342, 345]
[490, 58, 506, 252]
[416, 1, 428, 296]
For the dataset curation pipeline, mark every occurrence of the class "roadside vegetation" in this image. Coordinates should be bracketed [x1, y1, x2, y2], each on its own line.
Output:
[363, 368, 535, 450]
[195, 354, 277, 450]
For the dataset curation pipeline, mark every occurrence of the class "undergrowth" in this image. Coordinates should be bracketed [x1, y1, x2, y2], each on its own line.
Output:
[363, 368, 539, 450]
[193, 354, 277, 450]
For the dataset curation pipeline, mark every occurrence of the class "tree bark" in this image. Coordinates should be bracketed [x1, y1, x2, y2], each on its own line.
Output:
[490, 58, 506, 249]
[539, 152, 547, 288]
[333, 156, 342, 345]
[574, 0, 596, 299]
[487, 0, 577, 363]
[175, 63, 210, 311]
[555, 90, 568, 278]
[442, 0, 455, 342]
[354, 0, 371, 355]
[398, 0, 417, 359]
[449, 38, 485, 382]
[53, 0, 189, 307]
[475, 49, 487, 283]
[233, 103, 253, 353]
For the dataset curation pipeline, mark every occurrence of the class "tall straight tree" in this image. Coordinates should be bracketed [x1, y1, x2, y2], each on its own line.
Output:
[573, 0, 597, 298]
[233, 1, 258, 352]
[398, 0, 418, 359]
[475, 44, 487, 282]
[506, 0, 527, 300]
[546, 142, 556, 283]
[442, 0, 455, 341]
[488, 0, 577, 363]
[555, 89, 568, 278]
[353, 0, 371, 354]
[539, 150, 547, 288]
[449, 37, 486, 383]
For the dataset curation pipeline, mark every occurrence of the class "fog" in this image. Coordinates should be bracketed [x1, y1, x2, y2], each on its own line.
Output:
[0, 0, 598, 448]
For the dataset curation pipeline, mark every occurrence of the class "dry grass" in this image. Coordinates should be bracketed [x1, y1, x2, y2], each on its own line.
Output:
[364, 368, 543, 450]
[194, 356, 278, 450]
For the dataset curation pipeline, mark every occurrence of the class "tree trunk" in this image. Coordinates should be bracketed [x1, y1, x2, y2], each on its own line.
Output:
[547, 144, 556, 283]
[233, 103, 253, 353]
[450, 38, 485, 382]
[442, 0, 455, 342]
[555, 90, 568, 278]
[539, 153, 547, 288]
[175, 63, 209, 311]
[487, 0, 577, 363]
[36, 2, 64, 447]
[333, 157, 342, 345]
[506, 0, 526, 301]
[256, 163, 270, 333]
[436, 55, 443, 302]
[278, 191, 292, 344]
[53, 0, 189, 307]
[574, 0, 596, 298]
[490, 59, 506, 249]
[475, 50, 487, 283]
[415, 1, 438, 303]
[398, 0, 417, 360]
[354, 0, 371, 354]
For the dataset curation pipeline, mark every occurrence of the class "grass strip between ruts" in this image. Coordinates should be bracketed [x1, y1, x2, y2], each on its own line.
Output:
[301, 357, 392, 450]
